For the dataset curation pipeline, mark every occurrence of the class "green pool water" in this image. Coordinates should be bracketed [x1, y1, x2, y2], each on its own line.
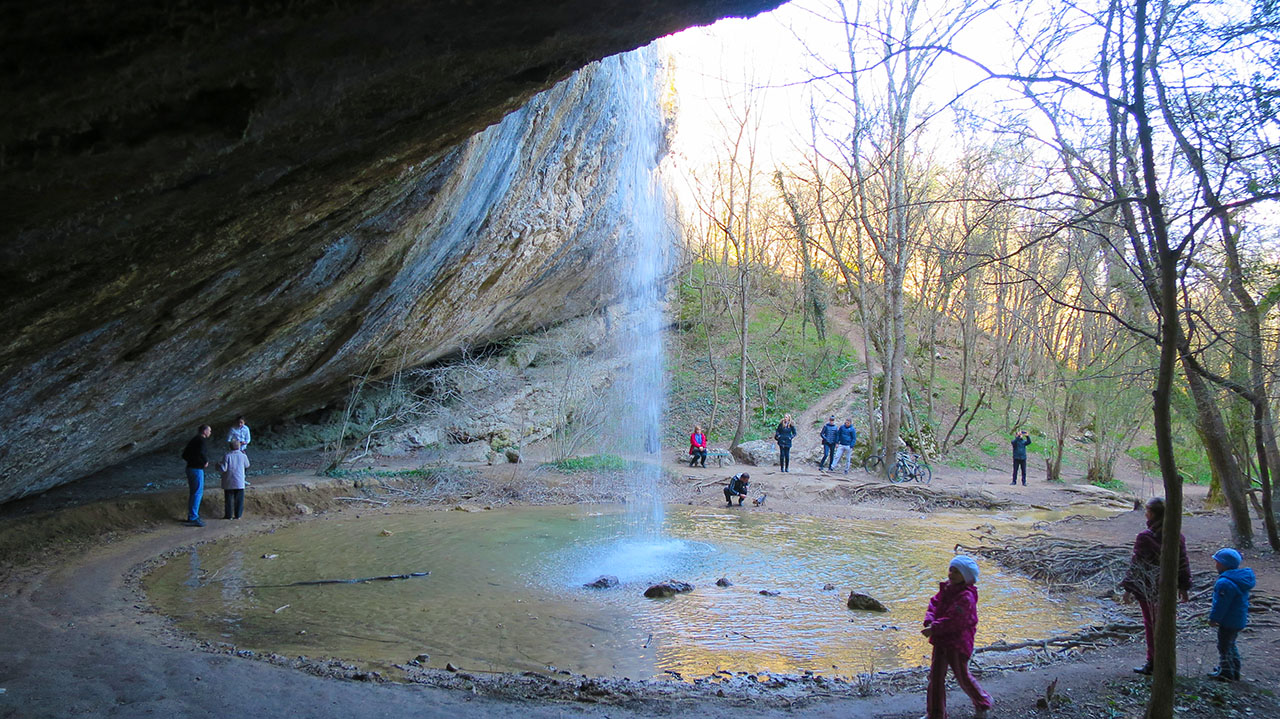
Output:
[144, 505, 1102, 679]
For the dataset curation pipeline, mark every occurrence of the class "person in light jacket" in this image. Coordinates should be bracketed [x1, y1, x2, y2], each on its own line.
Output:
[219, 439, 251, 520]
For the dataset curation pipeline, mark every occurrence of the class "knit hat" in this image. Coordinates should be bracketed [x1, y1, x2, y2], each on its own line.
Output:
[1212, 548, 1242, 570]
[950, 555, 980, 585]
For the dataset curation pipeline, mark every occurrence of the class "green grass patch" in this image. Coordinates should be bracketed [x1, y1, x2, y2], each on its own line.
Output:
[545, 454, 633, 472]
[1091, 477, 1129, 492]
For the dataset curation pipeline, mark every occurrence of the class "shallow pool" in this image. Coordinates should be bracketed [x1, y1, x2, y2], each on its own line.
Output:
[144, 505, 1100, 678]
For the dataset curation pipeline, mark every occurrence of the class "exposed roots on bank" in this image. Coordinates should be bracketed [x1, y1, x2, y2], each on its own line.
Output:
[956, 533, 1131, 590]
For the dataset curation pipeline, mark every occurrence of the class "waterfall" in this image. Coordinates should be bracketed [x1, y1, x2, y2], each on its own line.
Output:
[610, 47, 673, 539]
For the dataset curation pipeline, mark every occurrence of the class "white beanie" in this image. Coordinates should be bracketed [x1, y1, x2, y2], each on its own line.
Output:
[950, 555, 980, 585]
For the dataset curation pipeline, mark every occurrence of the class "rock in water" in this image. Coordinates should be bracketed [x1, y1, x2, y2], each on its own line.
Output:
[822, 583, 836, 591]
[583, 575, 619, 589]
[715, 577, 733, 587]
[847, 591, 888, 612]
[644, 580, 694, 598]
[759, 589, 780, 596]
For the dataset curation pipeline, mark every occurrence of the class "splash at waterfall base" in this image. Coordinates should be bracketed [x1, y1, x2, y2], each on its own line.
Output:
[4, 459, 1278, 719]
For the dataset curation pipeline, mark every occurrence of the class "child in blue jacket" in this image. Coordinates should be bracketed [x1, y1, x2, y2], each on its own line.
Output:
[1208, 548, 1255, 681]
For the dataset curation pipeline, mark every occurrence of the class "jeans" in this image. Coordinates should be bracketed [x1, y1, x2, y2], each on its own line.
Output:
[1217, 625, 1242, 678]
[832, 444, 853, 471]
[778, 445, 791, 471]
[1012, 458, 1027, 484]
[724, 487, 744, 505]
[185, 468, 204, 521]
[223, 489, 245, 519]
[689, 448, 707, 467]
[819, 442, 835, 469]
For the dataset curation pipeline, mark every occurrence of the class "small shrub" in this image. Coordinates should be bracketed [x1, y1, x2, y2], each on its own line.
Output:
[547, 454, 632, 472]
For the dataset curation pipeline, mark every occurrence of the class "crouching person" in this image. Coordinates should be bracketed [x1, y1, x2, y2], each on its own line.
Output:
[723, 472, 750, 507]
[219, 439, 250, 520]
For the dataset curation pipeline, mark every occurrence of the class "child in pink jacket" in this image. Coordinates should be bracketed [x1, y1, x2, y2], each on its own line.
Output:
[922, 555, 992, 719]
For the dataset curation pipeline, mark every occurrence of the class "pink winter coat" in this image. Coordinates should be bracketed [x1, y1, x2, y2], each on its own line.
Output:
[924, 580, 980, 655]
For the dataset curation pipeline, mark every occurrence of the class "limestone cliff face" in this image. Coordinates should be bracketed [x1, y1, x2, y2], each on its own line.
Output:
[0, 1, 787, 503]
[0, 49, 646, 503]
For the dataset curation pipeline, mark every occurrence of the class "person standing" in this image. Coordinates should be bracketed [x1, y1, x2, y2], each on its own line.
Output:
[775, 414, 797, 472]
[219, 440, 251, 520]
[181, 425, 212, 527]
[1208, 548, 1255, 681]
[818, 416, 839, 471]
[921, 556, 993, 719]
[832, 419, 857, 473]
[1010, 430, 1032, 486]
[228, 415, 251, 454]
[1120, 496, 1191, 675]
[689, 425, 708, 468]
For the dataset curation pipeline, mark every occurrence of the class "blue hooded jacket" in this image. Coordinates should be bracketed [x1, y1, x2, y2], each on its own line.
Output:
[1209, 568, 1256, 630]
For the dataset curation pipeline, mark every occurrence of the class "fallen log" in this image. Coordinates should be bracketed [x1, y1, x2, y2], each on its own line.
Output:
[247, 571, 429, 588]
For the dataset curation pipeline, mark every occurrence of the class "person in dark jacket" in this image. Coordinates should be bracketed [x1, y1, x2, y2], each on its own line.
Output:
[181, 425, 212, 527]
[818, 416, 839, 470]
[1010, 430, 1032, 485]
[818, 416, 838, 471]
[1208, 547, 1255, 681]
[831, 419, 857, 473]
[775, 414, 797, 472]
[1120, 497, 1191, 675]
[723, 472, 750, 506]
[689, 425, 708, 468]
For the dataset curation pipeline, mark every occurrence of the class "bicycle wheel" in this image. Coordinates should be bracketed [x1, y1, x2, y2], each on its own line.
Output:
[863, 454, 883, 474]
[915, 462, 932, 485]
[888, 462, 909, 483]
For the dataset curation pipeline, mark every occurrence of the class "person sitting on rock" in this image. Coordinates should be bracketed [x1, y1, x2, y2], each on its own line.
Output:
[723, 472, 750, 506]
[689, 425, 708, 468]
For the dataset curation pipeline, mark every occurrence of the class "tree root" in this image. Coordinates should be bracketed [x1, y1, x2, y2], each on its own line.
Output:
[955, 533, 1130, 590]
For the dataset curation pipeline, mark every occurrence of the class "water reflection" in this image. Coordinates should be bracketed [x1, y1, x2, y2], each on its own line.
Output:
[145, 505, 1105, 678]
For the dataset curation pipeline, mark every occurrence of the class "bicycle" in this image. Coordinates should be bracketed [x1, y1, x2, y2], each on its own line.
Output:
[862, 452, 886, 475]
[888, 451, 932, 484]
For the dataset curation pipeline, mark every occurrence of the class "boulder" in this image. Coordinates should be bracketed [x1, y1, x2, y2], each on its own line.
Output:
[822, 583, 836, 591]
[759, 589, 780, 596]
[847, 591, 889, 612]
[731, 439, 777, 467]
[445, 440, 491, 464]
[583, 575, 619, 589]
[715, 577, 733, 587]
[504, 447, 523, 463]
[644, 580, 694, 598]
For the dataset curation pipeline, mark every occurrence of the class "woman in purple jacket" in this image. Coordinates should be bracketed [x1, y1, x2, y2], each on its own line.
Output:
[921, 555, 992, 719]
[1120, 496, 1191, 674]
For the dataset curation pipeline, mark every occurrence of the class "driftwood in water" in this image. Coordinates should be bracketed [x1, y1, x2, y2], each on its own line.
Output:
[248, 571, 429, 588]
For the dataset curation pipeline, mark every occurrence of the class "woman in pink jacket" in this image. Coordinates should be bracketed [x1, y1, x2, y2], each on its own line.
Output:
[921, 555, 992, 719]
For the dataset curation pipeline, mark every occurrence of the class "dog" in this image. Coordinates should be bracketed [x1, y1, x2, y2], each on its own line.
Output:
[752, 493, 767, 507]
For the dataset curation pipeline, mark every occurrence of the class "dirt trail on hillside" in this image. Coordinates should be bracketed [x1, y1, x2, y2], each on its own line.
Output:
[790, 308, 873, 460]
